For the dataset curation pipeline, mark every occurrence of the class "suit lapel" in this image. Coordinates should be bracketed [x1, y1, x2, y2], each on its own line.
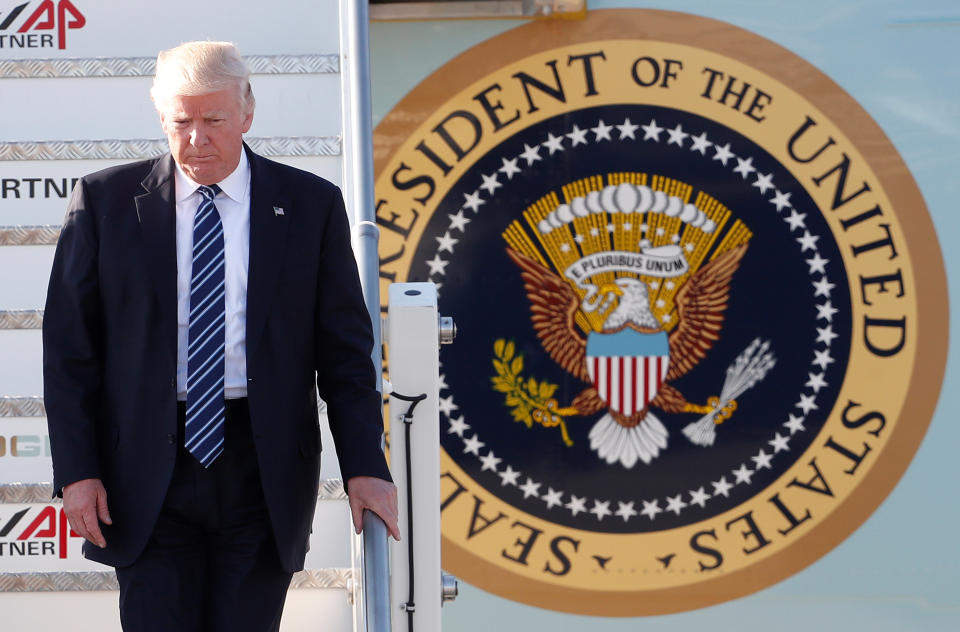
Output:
[246, 147, 291, 358]
[135, 156, 177, 334]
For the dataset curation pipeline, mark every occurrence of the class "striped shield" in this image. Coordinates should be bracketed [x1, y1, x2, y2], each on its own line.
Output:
[585, 329, 670, 416]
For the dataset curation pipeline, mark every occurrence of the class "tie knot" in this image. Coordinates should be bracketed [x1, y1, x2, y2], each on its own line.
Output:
[197, 184, 221, 201]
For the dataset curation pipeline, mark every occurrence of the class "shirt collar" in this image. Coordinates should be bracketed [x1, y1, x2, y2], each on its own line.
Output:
[173, 149, 250, 204]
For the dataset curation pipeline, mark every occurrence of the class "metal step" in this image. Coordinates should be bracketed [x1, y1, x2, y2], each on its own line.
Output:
[0, 568, 351, 592]
[0, 396, 44, 417]
[0, 137, 340, 162]
[0, 396, 328, 417]
[0, 226, 60, 246]
[0, 54, 339, 79]
[0, 480, 346, 504]
[0, 479, 351, 593]
[0, 310, 42, 329]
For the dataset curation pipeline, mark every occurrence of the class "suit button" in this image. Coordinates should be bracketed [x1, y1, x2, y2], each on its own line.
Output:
[167, 433, 176, 445]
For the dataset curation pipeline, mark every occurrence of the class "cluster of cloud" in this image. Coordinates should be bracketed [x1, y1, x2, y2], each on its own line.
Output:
[537, 183, 716, 235]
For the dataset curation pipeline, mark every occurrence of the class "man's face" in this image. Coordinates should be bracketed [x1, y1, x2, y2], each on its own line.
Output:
[158, 89, 253, 185]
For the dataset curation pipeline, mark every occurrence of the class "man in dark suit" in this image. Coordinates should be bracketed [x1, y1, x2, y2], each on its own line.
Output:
[43, 41, 398, 631]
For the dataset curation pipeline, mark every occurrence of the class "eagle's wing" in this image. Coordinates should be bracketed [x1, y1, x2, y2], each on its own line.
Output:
[571, 387, 607, 415]
[666, 243, 748, 381]
[505, 248, 589, 382]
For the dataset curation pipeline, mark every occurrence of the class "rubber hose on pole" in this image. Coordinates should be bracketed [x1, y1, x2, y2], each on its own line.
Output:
[390, 391, 426, 632]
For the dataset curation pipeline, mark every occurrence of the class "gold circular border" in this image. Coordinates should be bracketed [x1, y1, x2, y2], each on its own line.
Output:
[373, 9, 949, 615]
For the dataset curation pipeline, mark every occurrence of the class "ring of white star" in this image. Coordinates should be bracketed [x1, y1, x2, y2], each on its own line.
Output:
[428, 115, 842, 524]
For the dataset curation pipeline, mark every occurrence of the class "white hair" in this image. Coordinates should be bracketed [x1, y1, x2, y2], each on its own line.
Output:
[150, 41, 255, 112]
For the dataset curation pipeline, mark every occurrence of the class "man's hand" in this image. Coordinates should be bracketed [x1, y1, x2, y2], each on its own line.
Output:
[346, 476, 400, 540]
[62, 478, 112, 548]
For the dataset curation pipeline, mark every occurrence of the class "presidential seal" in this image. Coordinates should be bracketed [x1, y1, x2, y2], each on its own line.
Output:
[373, 10, 947, 615]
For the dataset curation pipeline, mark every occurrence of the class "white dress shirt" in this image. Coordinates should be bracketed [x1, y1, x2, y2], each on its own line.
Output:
[175, 151, 250, 400]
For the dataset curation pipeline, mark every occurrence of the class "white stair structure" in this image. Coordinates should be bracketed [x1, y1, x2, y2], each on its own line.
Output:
[0, 1, 402, 629]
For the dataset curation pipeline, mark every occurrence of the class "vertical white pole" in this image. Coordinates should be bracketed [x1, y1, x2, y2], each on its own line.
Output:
[386, 283, 443, 632]
[339, 0, 381, 388]
[339, 1, 391, 631]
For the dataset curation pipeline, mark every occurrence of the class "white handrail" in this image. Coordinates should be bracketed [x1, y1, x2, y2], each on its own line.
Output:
[341, 1, 392, 631]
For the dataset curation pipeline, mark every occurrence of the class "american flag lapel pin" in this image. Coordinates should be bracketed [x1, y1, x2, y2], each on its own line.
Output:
[273, 206, 284, 216]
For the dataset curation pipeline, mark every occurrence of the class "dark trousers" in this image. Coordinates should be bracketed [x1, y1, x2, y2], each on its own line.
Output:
[115, 399, 293, 632]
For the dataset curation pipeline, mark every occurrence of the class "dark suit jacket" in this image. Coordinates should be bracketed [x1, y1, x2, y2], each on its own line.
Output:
[43, 146, 390, 572]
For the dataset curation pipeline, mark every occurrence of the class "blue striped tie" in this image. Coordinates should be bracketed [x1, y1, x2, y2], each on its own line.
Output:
[185, 184, 226, 467]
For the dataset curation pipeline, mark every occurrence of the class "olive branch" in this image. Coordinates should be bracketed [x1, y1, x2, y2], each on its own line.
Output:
[491, 338, 573, 446]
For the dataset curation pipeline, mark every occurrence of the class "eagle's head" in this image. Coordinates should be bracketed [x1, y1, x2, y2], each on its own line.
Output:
[599, 278, 659, 330]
